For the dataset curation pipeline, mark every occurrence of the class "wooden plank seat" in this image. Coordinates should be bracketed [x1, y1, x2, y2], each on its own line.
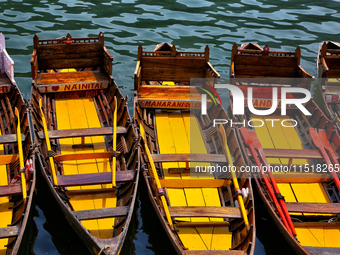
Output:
[174, 221, 230, 228]
[72, 206, 129, 220]
[37, 126, 127, 140]
[168, 206, 242, 219]
[159, 179, 231, 188]
[54, 152, 118, 162]
[137, 85, 210, 109]
[273, 173, 332, 183]
[286, 202, 340, 214]
[0, 226, 20, 239]
[0, 184, 30, 197]
[151, 153, 227, 163]
[36, 71, 108, 85]
[0, 134, 26, 144]
[303, 247, 340, 255]
[246, 148, 325, 160]
[57, 170, 135, 187]
[293, 222, 340, 227]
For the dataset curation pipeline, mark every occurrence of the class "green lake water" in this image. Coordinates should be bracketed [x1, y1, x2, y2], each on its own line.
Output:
[1, 0, 340, 254]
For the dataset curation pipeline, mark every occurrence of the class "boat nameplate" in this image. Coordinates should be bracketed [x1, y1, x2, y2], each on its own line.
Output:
[37, 81, 108, 93]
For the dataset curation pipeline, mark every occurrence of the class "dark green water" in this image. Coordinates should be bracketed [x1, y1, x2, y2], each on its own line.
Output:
[1, 0, 340, 254]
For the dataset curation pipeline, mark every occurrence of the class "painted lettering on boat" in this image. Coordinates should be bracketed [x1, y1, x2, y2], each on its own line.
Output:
[326, 94, 340, 103]
[38, 82, 108, 93]
[0, 85, 11, 93]
[246, 99, 276, 108]
[243, 99, 296, 109]
[139, 100, 203, 109]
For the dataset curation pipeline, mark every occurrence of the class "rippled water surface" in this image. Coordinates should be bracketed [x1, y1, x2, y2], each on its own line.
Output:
[1, 0, 340, 254]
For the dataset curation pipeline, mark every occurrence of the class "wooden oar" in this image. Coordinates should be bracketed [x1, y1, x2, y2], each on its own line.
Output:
[240, 127, 293, 235]
[310, 128, 340, 191]
[39, 98, 58, 186]
[218, 125, 250, 231]
[249, 130, 297, 237]
[14, 107, 27, 199]
[112, 96, 117, 188]
[139, 123, 173, 229]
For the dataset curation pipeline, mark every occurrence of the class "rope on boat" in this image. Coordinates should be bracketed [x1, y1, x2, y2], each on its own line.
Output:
[98, 245, 110, 255]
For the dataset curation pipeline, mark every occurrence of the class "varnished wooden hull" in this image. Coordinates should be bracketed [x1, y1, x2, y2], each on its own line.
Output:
[235, 98, 340, 255]
[29, 33, 140, 255]
[0, 33, 36, 255]
[135, 102, 256, 255]
[134, 43, 255, 254]
[316, 41, 340, 130]
[231, 42, 340, 255]
[31, 82, 140, 255]
[1, 86, 36, 255]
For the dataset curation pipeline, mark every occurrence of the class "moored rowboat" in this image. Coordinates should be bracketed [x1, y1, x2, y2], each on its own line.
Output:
[0, 33, 36, 255]
[134, 43, 256, 254]
[317, 41, 340, 130]
[30, 33, 139, 255]
[231, 43, 340, 255]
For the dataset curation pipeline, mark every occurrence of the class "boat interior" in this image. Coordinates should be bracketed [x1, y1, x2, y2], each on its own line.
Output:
[0, 34, 33, 255]
[134, 44, 254, 253]
[30, 33, 139, 242]
[236, 97, 340, 249]
[0, 89, 32, 254]
[318, 41, 340, 129]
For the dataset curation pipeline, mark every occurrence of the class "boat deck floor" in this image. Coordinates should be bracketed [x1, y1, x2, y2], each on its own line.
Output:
[55, 97, 116, 239]
[0, 129, 13, 254]
[253, 115, 340, 248]
[156, 111, 232, 251]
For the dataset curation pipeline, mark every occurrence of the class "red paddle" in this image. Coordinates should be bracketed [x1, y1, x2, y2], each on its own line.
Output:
[240, 127, 293, 235]
[249, 131, 297, 237]
[310, 128, 340, 191]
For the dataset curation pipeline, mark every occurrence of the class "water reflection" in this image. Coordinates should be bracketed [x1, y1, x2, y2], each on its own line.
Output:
[2, 0, 340, 254]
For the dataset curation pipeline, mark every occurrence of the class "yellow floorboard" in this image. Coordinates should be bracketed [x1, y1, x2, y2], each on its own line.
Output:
[0, 202, 13, 255]
[0, 129, 12, 254]
[280, 182, 340, 247]
[291, 183, 330, 204]
[251, 115, 281, 165]
[277, 183, 300, 216]
[276, 116, 309, 166]
[324, 227, 340, 247]
[0, 128, 9, 203]
[262, 115, 291, 165]
[55, 98, 116, 239]
[156, 111, 231, 251]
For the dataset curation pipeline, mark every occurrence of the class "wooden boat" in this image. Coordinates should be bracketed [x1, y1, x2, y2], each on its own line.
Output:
[134, 43, 255, 254]
[231, 43, 340, 255]
[0, 33, 36, 255]
[29, 33, 140, 255]
[230, 42, 313, 90]
[317, 41, 340, 129]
